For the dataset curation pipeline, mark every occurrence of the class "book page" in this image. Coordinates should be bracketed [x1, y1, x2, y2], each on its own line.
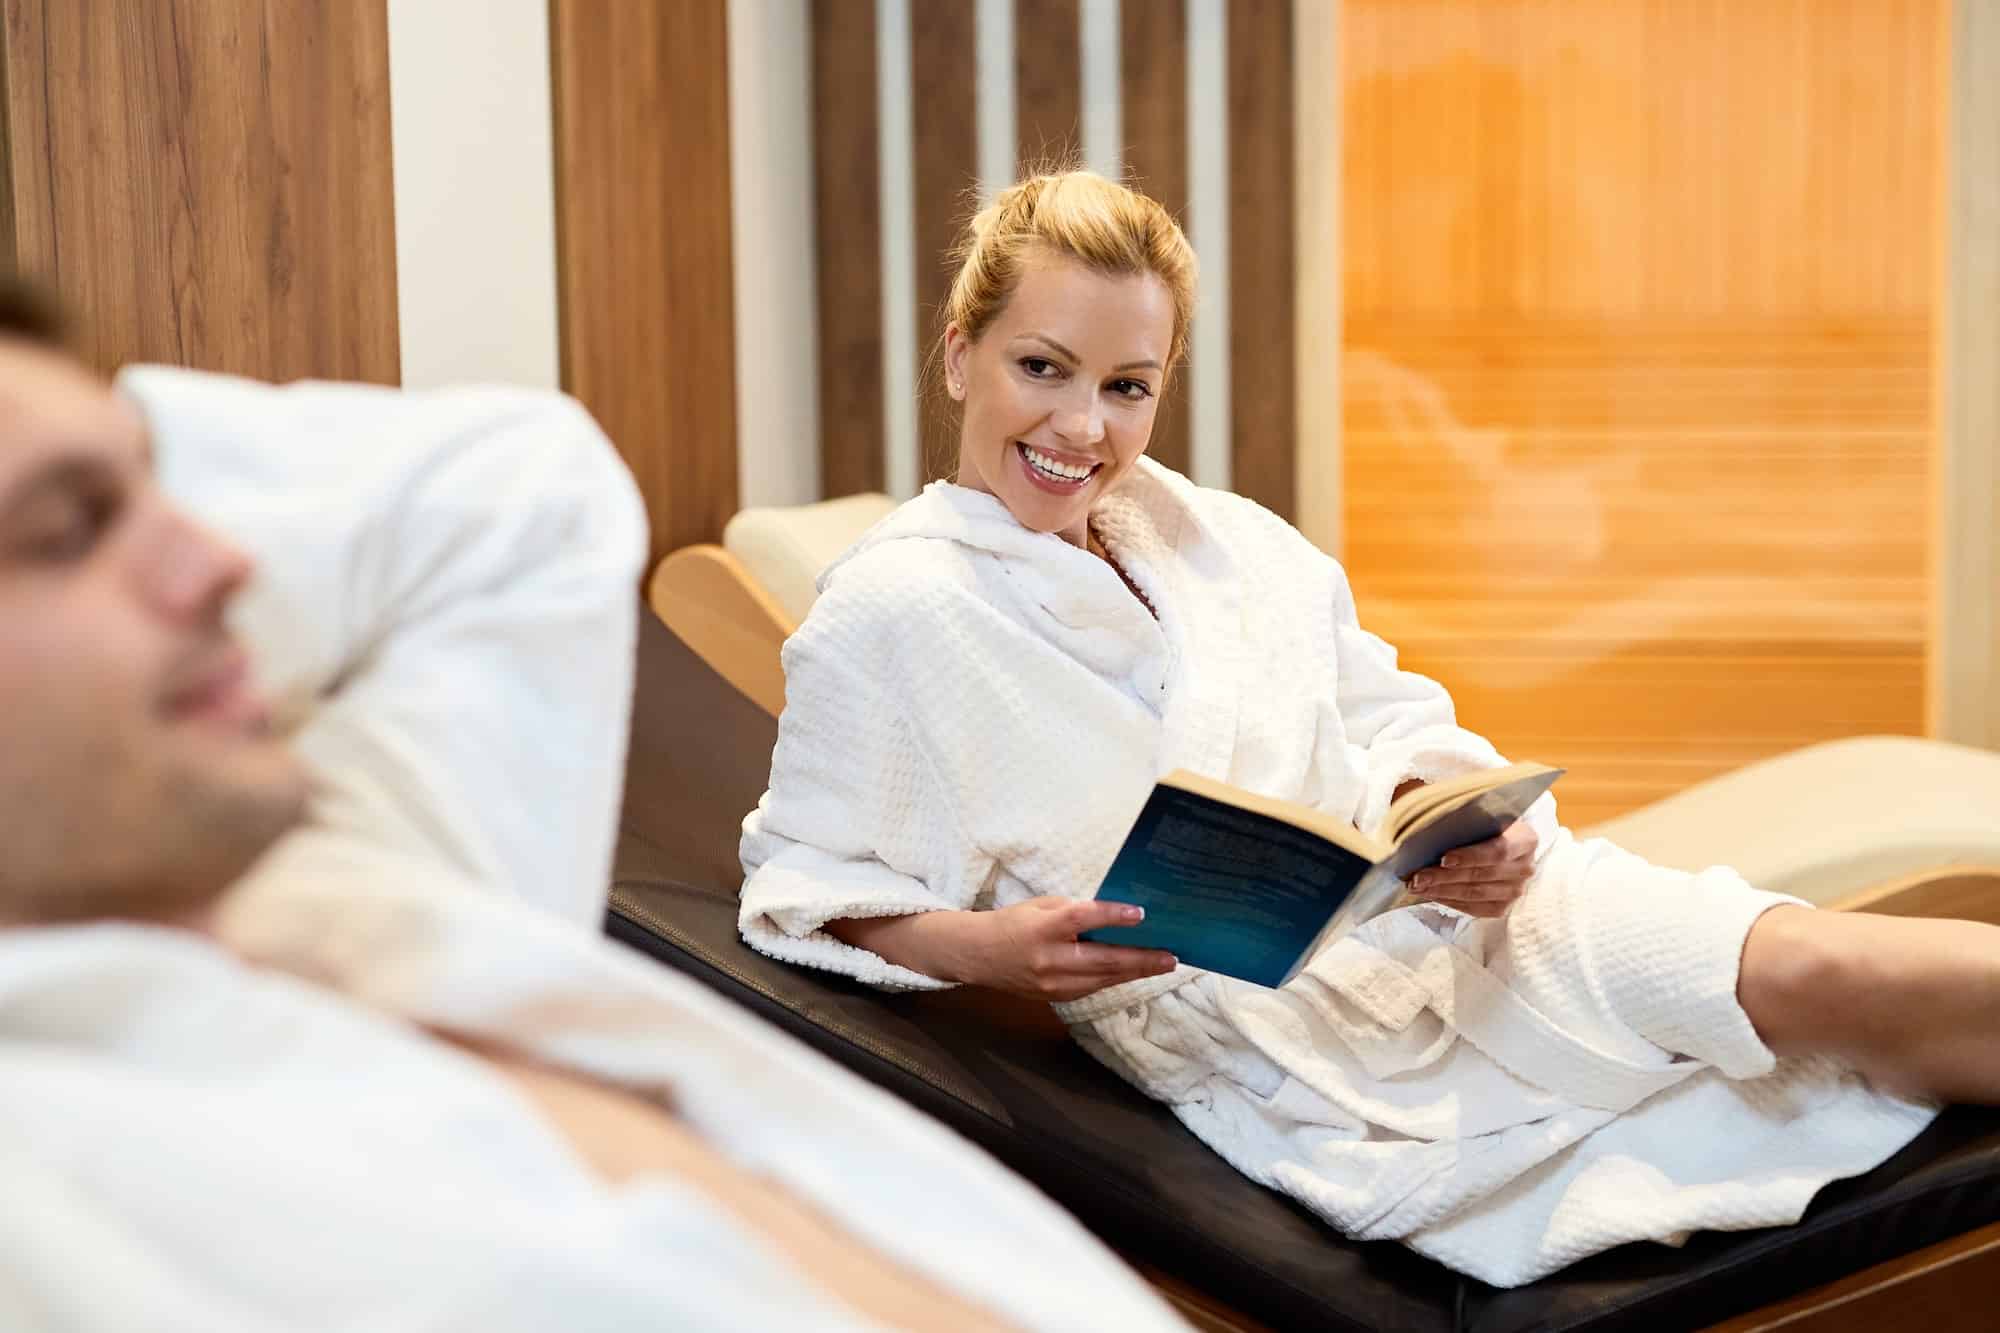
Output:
[1384, 761, 1562, 846]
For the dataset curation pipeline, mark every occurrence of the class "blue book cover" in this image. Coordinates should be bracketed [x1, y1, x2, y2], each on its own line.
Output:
[1082, 765, 1562, 989]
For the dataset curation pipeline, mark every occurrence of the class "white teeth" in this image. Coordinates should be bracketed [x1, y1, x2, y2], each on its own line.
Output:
[1022, 444, 1096, 483]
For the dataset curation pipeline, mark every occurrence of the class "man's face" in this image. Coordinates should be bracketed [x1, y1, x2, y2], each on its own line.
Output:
[0, 339, 305, 927]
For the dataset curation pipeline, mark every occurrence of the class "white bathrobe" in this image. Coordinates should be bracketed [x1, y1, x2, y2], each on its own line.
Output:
[739, 458, 1939, 1287]
[0, 369, 1185, 1333]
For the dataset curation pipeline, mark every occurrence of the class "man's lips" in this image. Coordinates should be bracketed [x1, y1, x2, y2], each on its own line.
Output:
[162, 648, 270, 732]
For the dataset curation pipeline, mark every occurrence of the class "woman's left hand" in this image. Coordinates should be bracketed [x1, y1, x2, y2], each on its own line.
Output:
[1406, 819, 1538, 917]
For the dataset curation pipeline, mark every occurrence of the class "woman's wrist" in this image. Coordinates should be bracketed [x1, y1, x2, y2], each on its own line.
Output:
[826, 910, 991, 985]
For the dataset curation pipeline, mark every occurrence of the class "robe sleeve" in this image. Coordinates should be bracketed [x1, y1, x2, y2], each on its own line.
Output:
[738, 565, 998, 991]
[122, 369, 647, 927]
[1328, 558, 1559, 846]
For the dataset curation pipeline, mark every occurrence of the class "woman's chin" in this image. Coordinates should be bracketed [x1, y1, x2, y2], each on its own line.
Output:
[999, 485, 1090, 537]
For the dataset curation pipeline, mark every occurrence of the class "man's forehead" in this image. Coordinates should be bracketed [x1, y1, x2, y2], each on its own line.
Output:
[0, 344, 147, 476]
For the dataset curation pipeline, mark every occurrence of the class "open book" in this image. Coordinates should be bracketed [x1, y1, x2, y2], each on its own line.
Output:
[1080, 762, 1563, 989]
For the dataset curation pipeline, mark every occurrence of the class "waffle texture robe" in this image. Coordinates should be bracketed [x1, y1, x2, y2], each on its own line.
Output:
[739, 458, 1938, 1286]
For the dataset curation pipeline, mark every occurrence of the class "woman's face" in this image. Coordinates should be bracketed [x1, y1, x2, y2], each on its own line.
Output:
[944, 252, 1174, 546]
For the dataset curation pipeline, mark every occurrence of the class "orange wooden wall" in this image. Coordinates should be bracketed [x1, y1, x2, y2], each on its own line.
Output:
[1338, 0, 1942, 828]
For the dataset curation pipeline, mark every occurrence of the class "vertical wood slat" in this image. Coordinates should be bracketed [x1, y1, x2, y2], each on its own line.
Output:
[1936, 0, 2000, 748]
[1120, 0, 1191, 474]
[551, 0, 737, 565]
[910, 0, 980, 482]
[1225, 0, 1296, 518]
[812, 0, 887, 498]
[0, 0, 398, 382]
[1014, 0, 1082, 171]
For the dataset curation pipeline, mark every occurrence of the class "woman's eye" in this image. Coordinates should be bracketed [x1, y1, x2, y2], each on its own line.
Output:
[1019, 356, 1060, 378]
[1111, 379, 1154, 401]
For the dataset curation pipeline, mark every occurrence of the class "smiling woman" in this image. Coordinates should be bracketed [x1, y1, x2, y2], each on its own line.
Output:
[737, 169, 2000, 1288]
[937, 172, 1195, 548]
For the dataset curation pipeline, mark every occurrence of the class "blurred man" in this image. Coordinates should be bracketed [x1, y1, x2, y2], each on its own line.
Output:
[0, 287, 1184, 1332]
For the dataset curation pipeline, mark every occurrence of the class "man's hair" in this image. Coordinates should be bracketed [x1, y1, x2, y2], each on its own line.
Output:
[0, 278, 71, 348]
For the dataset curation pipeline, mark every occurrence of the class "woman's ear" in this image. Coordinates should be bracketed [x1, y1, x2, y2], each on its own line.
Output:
[942, 325, 970, 402]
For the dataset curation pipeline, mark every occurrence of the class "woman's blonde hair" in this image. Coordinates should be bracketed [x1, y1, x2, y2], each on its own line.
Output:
[942, 169, 1197, 374]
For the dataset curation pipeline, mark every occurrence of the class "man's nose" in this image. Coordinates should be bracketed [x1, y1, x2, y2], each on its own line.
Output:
[146, 506, 254, 623]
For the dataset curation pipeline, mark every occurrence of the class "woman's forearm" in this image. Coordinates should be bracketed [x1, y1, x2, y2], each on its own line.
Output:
[825, 912, 990, 984]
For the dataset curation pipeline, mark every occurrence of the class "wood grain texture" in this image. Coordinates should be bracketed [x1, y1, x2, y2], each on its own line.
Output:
[1935, 0, 2000, 749]
[1226, 0, 1295, 518]
[1702, 1220, 2000, 1332]
[646, 544, 792, 718]
[1016, 0, 1080, 174]
[1337, 1, 1941, 828]
[0, 0, 398, 381]
[909, 0, 980, 483]
[1014, 0, 1081, 173]
[552, 0, 736, 564]
[812, 0, 887, 498]
[1120, 0, 1190, 475]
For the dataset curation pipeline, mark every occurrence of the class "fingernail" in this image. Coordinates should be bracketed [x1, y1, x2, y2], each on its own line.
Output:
[1410, 873, 1430, 889]
[1158, 955, 1178, 973]
[1440, 855, 1460, 869]
[1126, 905, 1145, 923]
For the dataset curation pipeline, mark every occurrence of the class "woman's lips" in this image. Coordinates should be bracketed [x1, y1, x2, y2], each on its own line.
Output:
[1014, 441, 1100, 495]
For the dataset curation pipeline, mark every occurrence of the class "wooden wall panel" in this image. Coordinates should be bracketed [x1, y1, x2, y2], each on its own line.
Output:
[552, 0, 737, 565]
[1226, 0, 1295, 519]
[0, 0, 398, 382]
[1120, 0, 1190, 475]
[1015, 0, 1081, 171]
[910, 0, 980, 483]
[812, 0, 887, 499]
[1935, 0, 2000, 749]
[1337, 0, 1942, 828]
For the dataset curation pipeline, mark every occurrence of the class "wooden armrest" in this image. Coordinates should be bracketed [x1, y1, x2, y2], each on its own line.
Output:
[645, 544, 794, 718]
[1824, 865, 2000, 924]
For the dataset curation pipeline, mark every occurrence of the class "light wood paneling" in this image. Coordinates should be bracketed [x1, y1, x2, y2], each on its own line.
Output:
[812, 0, 888, 499]
[1226, 0, 1294, 519]
[910, 0, 980, 483]
[1338, 2, 1942, 829]
[0, 0, 398, 382]
[1935, 0, 2000, 750]
[1121, 0, 1191, 475]
[1015, 0, 1081, 172]
[552, 0, 736, 564]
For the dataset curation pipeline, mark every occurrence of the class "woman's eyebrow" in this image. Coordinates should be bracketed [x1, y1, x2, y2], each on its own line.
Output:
[1019, 332, 1080, 362]
[1018, 333, 1162, 375]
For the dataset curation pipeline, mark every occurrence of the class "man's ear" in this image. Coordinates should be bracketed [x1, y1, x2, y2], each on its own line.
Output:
[942, 325, 970, 401]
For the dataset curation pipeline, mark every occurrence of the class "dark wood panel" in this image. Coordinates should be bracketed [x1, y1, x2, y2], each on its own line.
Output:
[910, 0, 980, 483]
[1120, 0, 1190, 475]
[0, 0, 398, 382]
[1226, 0, 1294, 517]
[1014, 0, 1081, 173]
[811, 0, 886, 499]
[552, 0, 736, 564]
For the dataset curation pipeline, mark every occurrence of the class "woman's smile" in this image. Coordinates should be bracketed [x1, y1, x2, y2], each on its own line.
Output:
[944, 251, 1175, 546]
[1015, 441, 1102, 493]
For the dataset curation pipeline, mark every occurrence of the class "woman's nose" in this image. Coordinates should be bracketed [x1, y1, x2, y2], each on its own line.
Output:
[1051, 395, 1106, 445]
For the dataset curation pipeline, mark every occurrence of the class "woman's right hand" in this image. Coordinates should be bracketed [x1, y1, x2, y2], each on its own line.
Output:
[957, 898, 1179, 1002]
